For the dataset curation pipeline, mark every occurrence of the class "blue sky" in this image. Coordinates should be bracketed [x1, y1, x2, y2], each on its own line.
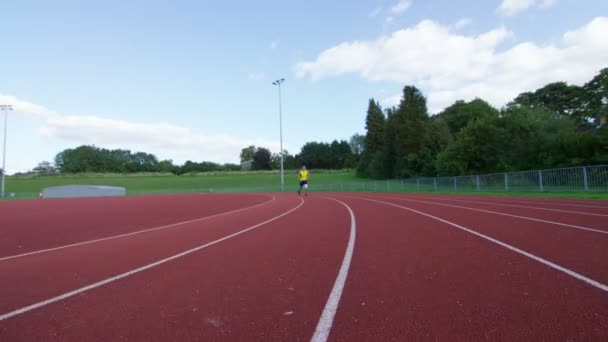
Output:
[1, 0, 607, 173]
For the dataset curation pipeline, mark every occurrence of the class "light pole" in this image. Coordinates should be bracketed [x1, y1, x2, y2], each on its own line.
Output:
[272, 78, 285, 192]
[0, 104, 13, 198]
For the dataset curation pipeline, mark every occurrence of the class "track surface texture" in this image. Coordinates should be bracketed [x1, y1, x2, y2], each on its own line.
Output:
[1, 192, 607, 341]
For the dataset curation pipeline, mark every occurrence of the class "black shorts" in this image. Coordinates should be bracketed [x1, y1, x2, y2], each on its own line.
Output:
[299, 180, 308, 187]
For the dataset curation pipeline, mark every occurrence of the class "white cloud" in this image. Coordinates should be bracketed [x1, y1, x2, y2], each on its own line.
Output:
[391, 0, 412, 14]
[539, 0, 556, 8]
[498, 0, 556, 16]
[0, 94, 281, 164]
[385, 16, 395, 24]
[369, 7, 382, 18]
[454, 17, 473, 29]
[381, 94, 402, 107]
[295, 17, 608, 113]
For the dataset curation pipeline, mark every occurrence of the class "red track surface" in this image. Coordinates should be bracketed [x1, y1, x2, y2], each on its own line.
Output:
[1, 192, 607, 341]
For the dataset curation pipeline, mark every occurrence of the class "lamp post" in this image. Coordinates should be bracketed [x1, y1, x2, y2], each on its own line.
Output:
[272, 78, 285, 192]
[0, 104, 13, 198]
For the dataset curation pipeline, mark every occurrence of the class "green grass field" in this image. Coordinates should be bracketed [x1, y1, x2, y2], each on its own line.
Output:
[4, 171, 360, 197]
[3, 170, 607, 200]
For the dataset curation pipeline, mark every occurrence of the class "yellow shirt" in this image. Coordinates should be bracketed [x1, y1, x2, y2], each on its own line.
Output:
[299, 170, 309, 181]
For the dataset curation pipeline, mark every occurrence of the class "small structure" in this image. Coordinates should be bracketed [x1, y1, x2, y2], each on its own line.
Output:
[240, 160, 253, 171]
[41, 185, 127, 199]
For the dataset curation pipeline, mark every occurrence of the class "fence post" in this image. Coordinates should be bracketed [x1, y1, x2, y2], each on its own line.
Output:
[453, 177, 457, 192]
[504, 173, 509, 191]
[433, 178, 437, 192]
[583, 166, 589, 192]
[539, 170, 544, 192]
[476, 175, 480, 192]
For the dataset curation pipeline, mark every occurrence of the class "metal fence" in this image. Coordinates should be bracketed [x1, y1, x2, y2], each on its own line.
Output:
[402, 165, 608, 193]
[307, 165, 608, 194]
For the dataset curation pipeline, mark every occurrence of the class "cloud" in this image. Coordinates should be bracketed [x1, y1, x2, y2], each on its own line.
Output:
[539, 0, 556, 8]
[498, 0, 556, 16]
[271, 40, 279, 49]
[295, 17, 608, 113]
[0, 94, 282, 164]
[454, 17, 473, 29]
[369, 7, 382, 18]
[391, 0, 412, 14]
[381, 94, 402, 107]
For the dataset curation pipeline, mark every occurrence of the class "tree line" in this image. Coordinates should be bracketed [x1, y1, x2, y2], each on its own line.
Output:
[238, 139, 360, 171]
[358, 68, 608, 179]
[26, 139, 361, 175]
[46, 145, 241, 175]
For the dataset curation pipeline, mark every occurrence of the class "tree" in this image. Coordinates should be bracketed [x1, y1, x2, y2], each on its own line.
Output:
[252, 147, 272, 170]
[392, 86, 429, 177]
[32, 161, 57, 175]
[437, 98, 499, 136]
[583, 68, 608, 127]
[299, 142, 333, 169]
[271, 150, 297, 170]
[381, 107, 398, 179]
[357, 99, 385, 176]
[507, 82, 587, 125]
[130, 152, 159, 172]
[348, 133, 365, 164]
[418, 117, 450, 176]
[240, 145, 256, 162]
[157, 160, 176, 173]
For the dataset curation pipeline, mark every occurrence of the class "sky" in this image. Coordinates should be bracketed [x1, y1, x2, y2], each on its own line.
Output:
[1, 0, 607, 173]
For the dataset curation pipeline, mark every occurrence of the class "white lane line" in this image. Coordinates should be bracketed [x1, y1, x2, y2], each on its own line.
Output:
[374, 196, 608, 235]
[0, 196, 276, 262]
[0, 197, 304, 321]
[311, 198, 357, 342]
[354, 196, 608, 293]
[441, 197, 608, 210]
[411, 196, 608, 217]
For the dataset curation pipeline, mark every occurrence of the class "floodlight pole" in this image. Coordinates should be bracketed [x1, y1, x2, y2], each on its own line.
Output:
[0, 104, 13, 198]
[272, 78, 285, 192]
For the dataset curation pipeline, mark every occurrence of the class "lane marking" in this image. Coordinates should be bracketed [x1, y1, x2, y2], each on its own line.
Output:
[353, 196, 608, 293]
[373, 196, 608, 235]
[0, 196, 276, 262]
[438, 196, 608, 210]
[311, 198, 357, 342]
[410, 196, 608, 217]
[0, 197, 304, 321]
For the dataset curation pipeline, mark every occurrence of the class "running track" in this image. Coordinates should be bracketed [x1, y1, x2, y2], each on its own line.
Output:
[0, 193, 607, 340]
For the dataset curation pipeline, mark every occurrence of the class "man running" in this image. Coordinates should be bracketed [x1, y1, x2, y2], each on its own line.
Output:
[297, 165, 309, 196]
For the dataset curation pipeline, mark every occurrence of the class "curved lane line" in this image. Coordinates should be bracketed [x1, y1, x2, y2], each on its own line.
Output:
[0, 197, 304, 321]
[311, 197, 357, 342]
[0, 195, 277, 262]
[375, 196, 608, 235]
[353, 196, 608, 293]
[412, 196, 608, 217]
